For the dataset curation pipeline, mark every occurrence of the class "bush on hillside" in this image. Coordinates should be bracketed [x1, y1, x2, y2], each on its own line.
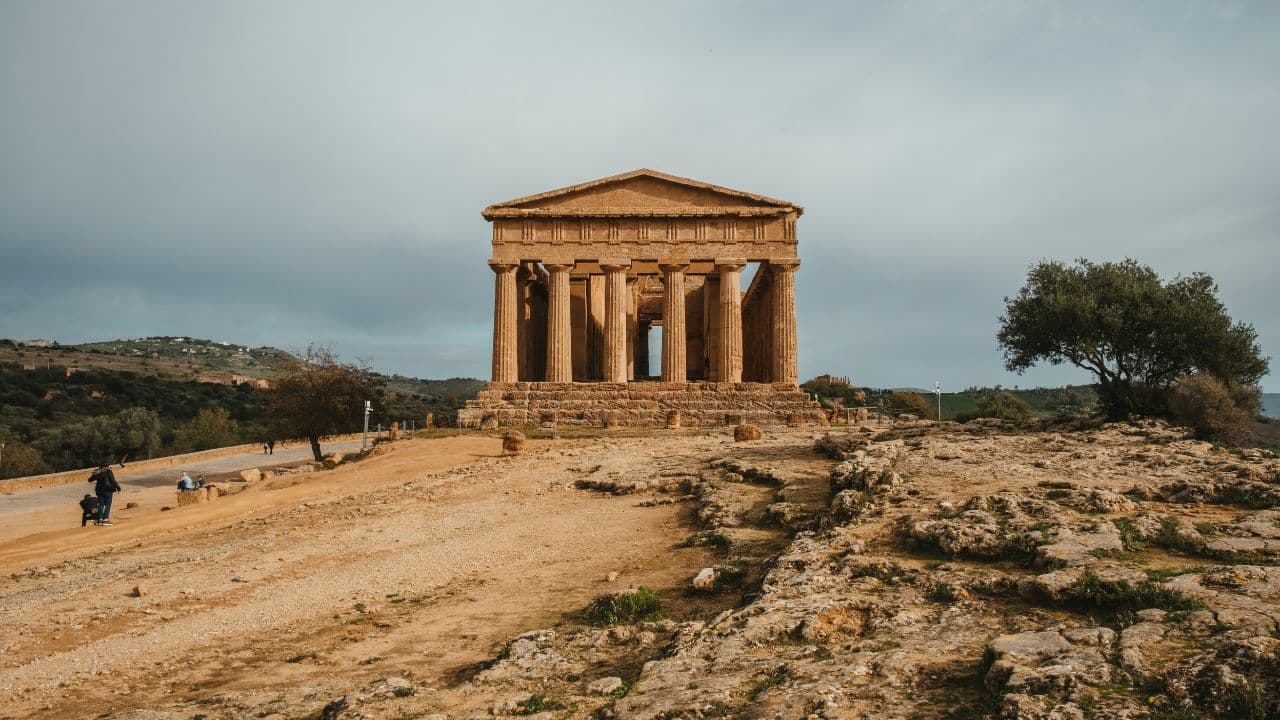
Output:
[36, 407, 161, 469]
[0, 441, 52, 480]
[1167, 372, 1259, 445]
[958, 391, 1033, 423]
[885, 391, 936, 420]
[173, 407, 242, 452]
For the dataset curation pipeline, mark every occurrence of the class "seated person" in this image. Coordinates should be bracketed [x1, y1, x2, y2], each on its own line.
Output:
[177, 472, 195, 491]
[79, 494, 99, 527]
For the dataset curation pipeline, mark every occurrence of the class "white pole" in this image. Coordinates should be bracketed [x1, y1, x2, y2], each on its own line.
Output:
[362, 401, 371, 449]
[934, 382, 942, 420]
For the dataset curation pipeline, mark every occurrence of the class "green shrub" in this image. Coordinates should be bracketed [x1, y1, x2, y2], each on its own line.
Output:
[1068, 571, 1205, 613]
[1167, 372, 1260, 446]
[885, 391, 936, 420]
[967, 391, 1032, 422]
[584, 587, 661, 625]
[0, 440, 52, 480]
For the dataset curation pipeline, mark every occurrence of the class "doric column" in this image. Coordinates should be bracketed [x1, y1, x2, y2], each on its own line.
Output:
[769, 259, 800, 385]
[601, 260, 630, 383]
[489, 260, 519, 383]
[587, 274, 606, 380]
[715, 258, 746, 383]
[543, 262, 574, 382]
[659, 260, 689, 383]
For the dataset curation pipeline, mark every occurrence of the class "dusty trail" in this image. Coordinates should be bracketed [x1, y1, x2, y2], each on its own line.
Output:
[0, 432, 729, 719]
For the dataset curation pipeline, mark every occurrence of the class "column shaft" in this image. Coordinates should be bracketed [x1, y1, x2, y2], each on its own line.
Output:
[770, 260, 800, 385]
[544, 263, 573, 382]
[489, 261, 519, 383]
[659, 263, 688, 383]
[587, 275, 606, 380]
[602, 262, 630, 383]
[715, 259, 746, 383]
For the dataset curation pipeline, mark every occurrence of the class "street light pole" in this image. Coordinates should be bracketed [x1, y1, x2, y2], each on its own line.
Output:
[361, 401, 371, 450]
[934, 382, 942, 421]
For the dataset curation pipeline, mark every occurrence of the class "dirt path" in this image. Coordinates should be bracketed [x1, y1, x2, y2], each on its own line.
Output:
[0, 432, 731, 719]
[0, 438, 367, 534]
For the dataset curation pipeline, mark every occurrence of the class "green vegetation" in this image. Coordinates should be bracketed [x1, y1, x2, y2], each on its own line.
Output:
[803, 378, 1097, 422]
[884, 390, 937, 419]
[1067, 571, 1206, 613]
[998, 258, 1268, 422]
[0, 337, 482, 478]
[584, 587, 662, 625]
[267, 346, 381, 461]
[1168, 372, 1261, 445]
[515, 695, 561, 714]
[956, 390, 1033, 423]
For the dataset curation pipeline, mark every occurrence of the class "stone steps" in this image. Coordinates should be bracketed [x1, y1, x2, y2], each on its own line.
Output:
[458, 381, 828, 428]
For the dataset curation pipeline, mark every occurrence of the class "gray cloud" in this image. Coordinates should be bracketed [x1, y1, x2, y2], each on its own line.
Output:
[1, 1, 1276, 389]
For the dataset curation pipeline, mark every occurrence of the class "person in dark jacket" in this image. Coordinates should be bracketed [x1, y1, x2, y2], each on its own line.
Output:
[79, 494, 99, 527]
[89, 465, 122, 526]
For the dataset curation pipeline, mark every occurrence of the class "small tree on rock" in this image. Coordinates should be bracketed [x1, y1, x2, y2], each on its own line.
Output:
[998, 259, 1268, 420]
[267, 346, 382, 461]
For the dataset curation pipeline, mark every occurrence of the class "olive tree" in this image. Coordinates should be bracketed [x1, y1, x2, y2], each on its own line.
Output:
[998, 259, 1268, 420]
[267, 345, 382, 461]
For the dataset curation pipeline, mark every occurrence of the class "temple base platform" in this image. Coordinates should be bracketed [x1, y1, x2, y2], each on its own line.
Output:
[457, 381, 828, 428]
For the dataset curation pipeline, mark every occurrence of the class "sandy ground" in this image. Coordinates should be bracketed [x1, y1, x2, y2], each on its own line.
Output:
[0, 431, 727, 719]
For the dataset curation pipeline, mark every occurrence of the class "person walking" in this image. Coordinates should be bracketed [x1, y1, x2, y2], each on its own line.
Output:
[88, 464, 121, 526]
[267, 439, 275, 455]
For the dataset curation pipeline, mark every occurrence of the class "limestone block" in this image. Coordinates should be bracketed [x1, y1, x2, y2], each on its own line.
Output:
[239, 468, 261, 483]
[734, 423, 763, 442]
[666, 410, 682, 429]
[503, 430, 527, 455]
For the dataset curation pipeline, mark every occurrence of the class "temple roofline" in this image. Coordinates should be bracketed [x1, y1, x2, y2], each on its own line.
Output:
[482, 168, 803, 219]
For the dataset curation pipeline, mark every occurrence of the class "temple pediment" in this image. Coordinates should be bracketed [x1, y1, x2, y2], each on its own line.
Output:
[482, 169, 802, 219]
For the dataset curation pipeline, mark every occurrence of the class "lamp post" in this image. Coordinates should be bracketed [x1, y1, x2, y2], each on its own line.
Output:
[361, 401, 372, 450]
[934, 382, 942, 421]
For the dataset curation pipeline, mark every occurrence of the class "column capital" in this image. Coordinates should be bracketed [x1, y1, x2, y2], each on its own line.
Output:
[542, 261, 575, 272]
[488, 259, 519, 273]
[769, 258, 801, 271]
[658, 258, 691, 273]
[714, 257, 747, 272]
[599, 258, 631, 272]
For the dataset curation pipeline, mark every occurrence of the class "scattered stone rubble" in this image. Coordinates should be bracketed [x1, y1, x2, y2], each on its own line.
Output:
[431, 420, 1280, 720]
[71, 419, 1280, 719]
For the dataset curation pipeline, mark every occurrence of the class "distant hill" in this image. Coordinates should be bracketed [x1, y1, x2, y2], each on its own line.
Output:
[0, 337, 485, 399]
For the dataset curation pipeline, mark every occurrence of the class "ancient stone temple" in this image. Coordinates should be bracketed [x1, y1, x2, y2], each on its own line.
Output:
[458, 169, 826, 428]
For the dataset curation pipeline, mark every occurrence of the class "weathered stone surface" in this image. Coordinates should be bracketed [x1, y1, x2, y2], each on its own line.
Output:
[733, 422, 761, 442]
[502, 430, 526, 455]
[459, 382, 827, 428]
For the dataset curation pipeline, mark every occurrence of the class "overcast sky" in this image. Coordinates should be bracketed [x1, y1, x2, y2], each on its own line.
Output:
[1, 1, 1276, 390]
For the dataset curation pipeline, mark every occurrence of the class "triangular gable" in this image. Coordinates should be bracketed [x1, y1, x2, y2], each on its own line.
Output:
[482, 169, 801, 218]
